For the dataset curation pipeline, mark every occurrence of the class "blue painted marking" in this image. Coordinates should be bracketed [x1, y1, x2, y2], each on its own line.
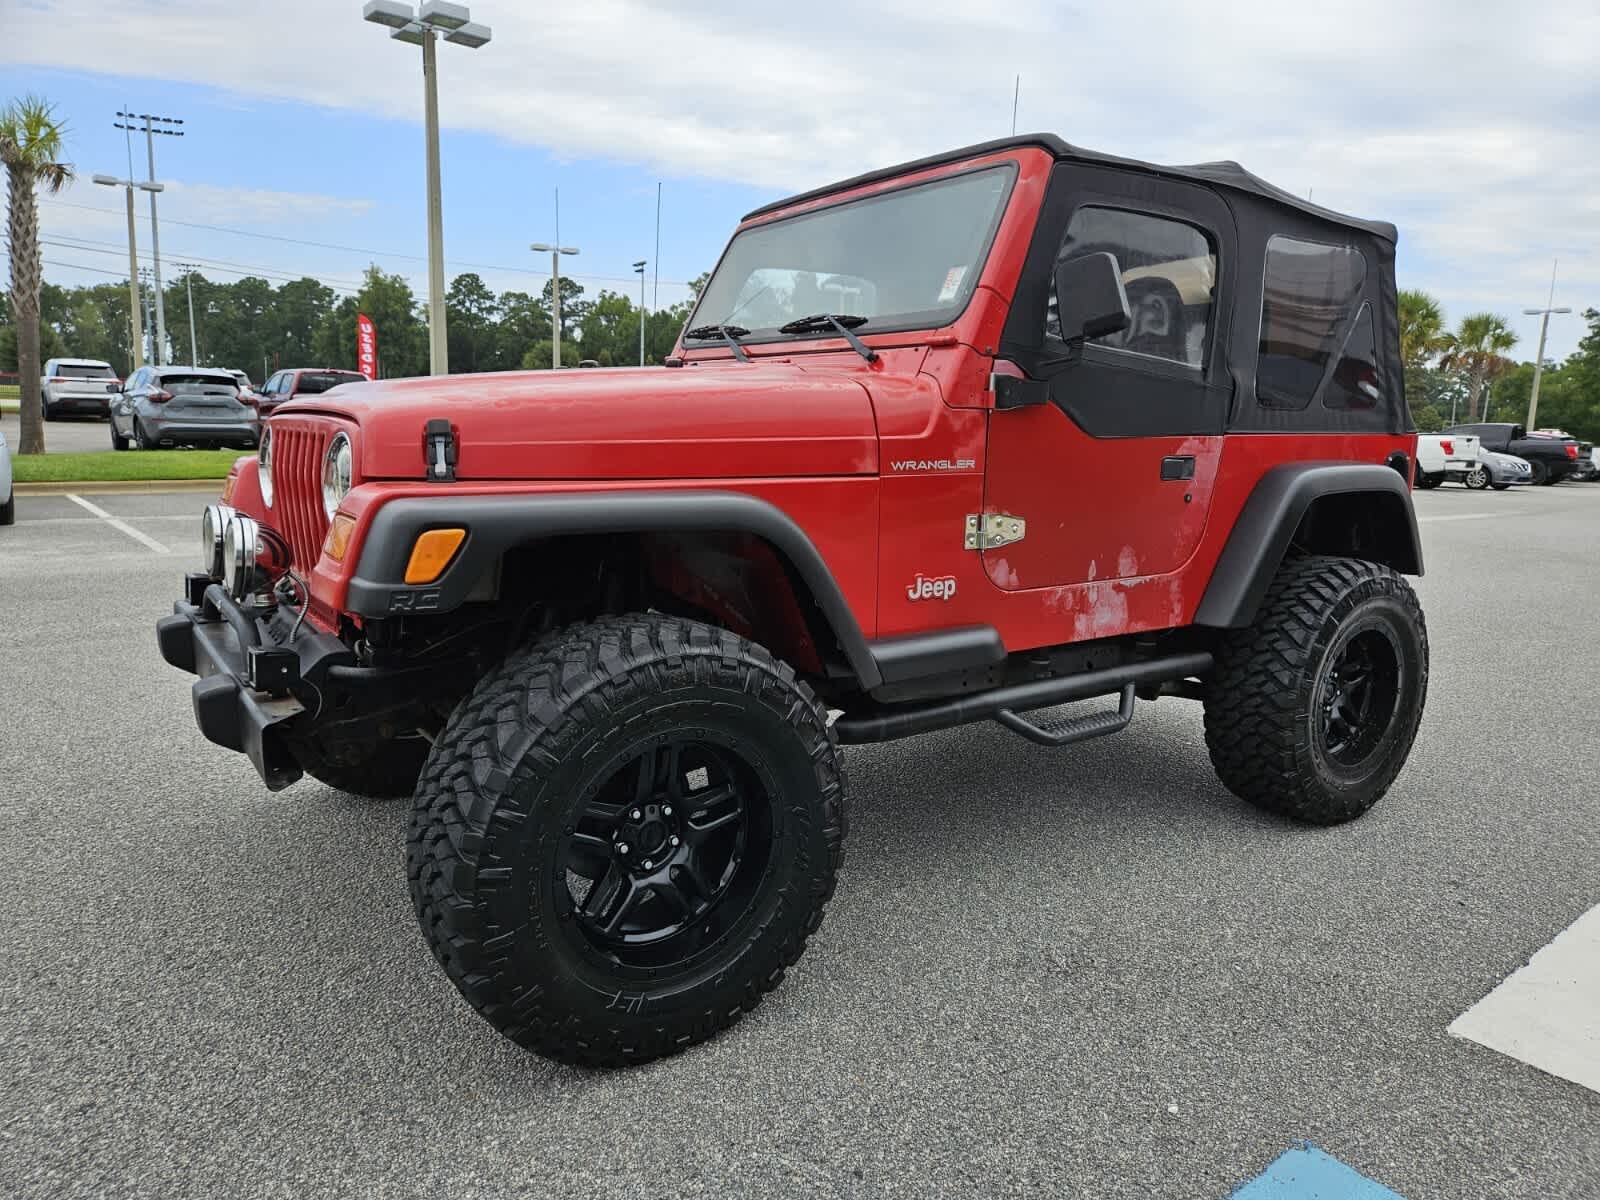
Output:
[1230, 1144, 1405, 1199]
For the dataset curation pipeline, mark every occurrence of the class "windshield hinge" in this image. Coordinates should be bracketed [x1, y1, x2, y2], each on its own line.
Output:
[424, 419, 458, 482]
[964, 512, 1026, 551]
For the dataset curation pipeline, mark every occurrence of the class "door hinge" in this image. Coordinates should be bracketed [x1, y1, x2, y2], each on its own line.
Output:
[964, 512, 1027, 550]
[423, 418, 458, 482]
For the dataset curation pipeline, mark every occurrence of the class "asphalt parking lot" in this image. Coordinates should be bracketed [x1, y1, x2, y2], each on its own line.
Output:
[1, 410, 119, 455]
[1, 483, 1597, 1199]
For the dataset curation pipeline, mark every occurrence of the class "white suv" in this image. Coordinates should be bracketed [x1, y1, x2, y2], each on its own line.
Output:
[40, 357, 118, 419]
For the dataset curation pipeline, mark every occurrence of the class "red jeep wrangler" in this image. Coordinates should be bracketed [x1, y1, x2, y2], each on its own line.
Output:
[158, 135, 1428, 1066]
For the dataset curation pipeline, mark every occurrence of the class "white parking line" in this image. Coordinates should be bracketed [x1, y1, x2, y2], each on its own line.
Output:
[1449, 904, 1600, 1095]
[64, 493, 172, 554]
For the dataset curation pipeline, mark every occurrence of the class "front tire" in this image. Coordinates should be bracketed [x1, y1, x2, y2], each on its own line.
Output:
[408, 614, 847, 1067]
[1204, 556, 1428, 824]
[0, 492, 14, 526]
[1463, 464, 1490, 490]
[110, 422, 130, 451]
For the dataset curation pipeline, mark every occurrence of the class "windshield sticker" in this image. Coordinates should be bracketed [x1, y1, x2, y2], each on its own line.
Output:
[937, 266, 968, 303]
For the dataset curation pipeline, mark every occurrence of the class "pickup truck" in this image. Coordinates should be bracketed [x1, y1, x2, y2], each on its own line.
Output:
[1414, 432, 1480, 489]
[1445, 422, 1580, 485]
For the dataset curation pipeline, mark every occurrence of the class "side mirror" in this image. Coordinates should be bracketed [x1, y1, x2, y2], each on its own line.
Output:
[1054, 251, 1131, 343]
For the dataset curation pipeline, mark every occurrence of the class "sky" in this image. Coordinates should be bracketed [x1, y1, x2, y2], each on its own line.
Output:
[3, 0, 1596, 360]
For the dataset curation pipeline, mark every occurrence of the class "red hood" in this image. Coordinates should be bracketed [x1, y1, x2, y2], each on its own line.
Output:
[279, 363, 879, 481]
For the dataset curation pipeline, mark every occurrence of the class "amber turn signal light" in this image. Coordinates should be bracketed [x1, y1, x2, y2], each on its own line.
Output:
[323, 512, 358, 562]
[404, 528, 466, 584]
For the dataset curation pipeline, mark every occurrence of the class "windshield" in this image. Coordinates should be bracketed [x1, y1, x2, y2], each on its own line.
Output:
[52, 364, 114, 379]
[690, 164, 1016, 341]
[297, 371, 363, 394]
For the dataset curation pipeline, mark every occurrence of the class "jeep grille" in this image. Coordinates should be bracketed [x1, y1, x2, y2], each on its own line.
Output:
[268, 419, 332, 571]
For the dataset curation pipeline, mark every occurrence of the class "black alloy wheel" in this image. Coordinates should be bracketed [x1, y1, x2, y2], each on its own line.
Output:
[559, 735, 770, 968]
[408, 613, 846, 1067]
[1317, 627, 1401, 773]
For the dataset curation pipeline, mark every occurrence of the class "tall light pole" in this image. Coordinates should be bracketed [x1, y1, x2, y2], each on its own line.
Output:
[633, 260, 647, 366]
[530, 243, 579, 367]
[1523, 260, 1570, 432]
[363, 1, 493, 377]
[115, 111, 181, 364]
[177, 262, 201, 364]
[92, 173, 162, 371]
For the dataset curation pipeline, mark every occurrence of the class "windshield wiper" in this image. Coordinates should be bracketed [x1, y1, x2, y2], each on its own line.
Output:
[777, 313, 877, 363]
[683, 323, 751, 362]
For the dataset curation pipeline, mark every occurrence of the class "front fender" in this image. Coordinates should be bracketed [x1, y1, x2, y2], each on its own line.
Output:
[344, 489, 883, 689]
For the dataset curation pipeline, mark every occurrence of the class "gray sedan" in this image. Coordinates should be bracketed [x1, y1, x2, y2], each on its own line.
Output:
[110, 365, 260, 451]
[1464, 448, 1533, 491]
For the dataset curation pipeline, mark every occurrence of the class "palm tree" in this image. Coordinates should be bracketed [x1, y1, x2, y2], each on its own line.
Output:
[1397, 289, 1447, 371]
[1440, 312, 1517, 423]
[2, 96, 73, 456]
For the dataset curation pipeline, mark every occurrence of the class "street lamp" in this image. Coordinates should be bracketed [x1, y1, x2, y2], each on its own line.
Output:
[362, 0, 493, 376]
[1522, 261, 1571, 431]
[92, 173, 163, 371]
[633, 260, 647, 366]
[114, 112, 182, 365]
[530, 243, 579, 367]
[176, 262, 201, 364]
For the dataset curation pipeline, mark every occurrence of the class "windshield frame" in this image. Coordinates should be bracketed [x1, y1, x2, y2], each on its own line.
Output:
[683, 160, 1020, 352]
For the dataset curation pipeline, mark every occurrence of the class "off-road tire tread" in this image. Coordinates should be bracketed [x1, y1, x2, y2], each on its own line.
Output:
[406, 612, 846, 1067]
[1204, 555, 1428, 824]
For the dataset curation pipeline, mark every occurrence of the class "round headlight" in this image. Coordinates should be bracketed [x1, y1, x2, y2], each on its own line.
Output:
[321, 432, 352, 519]
[222, 515, 260, 601]
[201, 503, 236, 579]
[258, 426, 274, 508]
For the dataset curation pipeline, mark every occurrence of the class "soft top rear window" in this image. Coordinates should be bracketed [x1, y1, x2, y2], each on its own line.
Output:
[1256, 235, 1368, 411]
[297, 371, 364, 394]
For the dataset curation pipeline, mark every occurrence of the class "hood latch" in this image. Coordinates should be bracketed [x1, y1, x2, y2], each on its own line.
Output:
[424, 419, 457, 482]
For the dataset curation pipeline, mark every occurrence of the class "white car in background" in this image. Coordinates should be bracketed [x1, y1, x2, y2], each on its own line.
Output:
[1414, 431, 1481, 489]
[40, 357, 118, 419]
[0, 427, 14, 526]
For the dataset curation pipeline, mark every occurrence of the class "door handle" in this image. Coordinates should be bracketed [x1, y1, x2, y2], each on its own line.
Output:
[1160, 455, 1195, 481]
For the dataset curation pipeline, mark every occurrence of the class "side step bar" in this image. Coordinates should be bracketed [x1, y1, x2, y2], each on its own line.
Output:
[996, 684, 1135, 747]
[833, 651, 1213, 746]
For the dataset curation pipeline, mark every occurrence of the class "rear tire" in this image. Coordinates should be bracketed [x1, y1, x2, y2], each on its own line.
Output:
[0, 492, 14, 526]
[135, 418, 157, 451]
[1529, 460, 1549, 485]
[1204, 556, 1428, 825]
[42, 398, 56, 422]
[1413, 467, 1443, 489]
[407, 614, 846, 1067]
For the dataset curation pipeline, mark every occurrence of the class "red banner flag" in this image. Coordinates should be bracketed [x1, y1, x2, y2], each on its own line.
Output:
[356, 312, 378, 380]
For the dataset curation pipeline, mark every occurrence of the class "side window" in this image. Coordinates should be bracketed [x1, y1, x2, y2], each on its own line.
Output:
[1257, 236, 1367, 410]
[1322, 302, 1379, 411]
[282, 373, 298, 396]
[1047, 207, 1215, 368]
[266, 373, 284, 395]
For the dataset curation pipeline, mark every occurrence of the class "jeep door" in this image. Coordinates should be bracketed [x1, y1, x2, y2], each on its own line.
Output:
[982, 165, 1236, 591]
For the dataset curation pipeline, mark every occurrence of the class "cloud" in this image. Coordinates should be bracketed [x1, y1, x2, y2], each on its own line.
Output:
[7, 0, 1596, 354]
[157, 182, 373, 225]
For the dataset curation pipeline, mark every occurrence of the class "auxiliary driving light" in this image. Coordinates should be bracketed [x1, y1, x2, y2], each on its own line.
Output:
[221, 515, 293, 602]
[200, 503, 237, 579]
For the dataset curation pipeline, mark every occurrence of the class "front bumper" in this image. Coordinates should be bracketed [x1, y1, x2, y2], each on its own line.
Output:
[157, 573, 470, 791]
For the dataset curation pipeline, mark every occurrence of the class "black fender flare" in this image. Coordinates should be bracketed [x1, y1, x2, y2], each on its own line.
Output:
[345, 489, 884, 689]
[1194, 461, 1423, 629]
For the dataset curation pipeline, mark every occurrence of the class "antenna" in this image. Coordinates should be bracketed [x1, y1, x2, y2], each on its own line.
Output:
[1011, 75, 1020, 136]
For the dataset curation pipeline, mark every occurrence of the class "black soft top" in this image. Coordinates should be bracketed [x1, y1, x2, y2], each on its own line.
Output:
[744, 133, 1397, 244]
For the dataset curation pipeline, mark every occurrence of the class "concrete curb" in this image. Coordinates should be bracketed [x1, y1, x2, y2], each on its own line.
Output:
[14, 479, 223, 495]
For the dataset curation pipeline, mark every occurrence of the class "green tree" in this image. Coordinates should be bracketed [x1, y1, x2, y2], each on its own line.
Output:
[576, 289, 643, 366]
[494, 289, 550, 370]
[542, 275, 589, 342]
[1440, 312, 1517, 423]
[445, 272, 500, 373]
[314, 266, 426, 378]
[1397, 289, 1447, 371]
[2, 95, 73, 454]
